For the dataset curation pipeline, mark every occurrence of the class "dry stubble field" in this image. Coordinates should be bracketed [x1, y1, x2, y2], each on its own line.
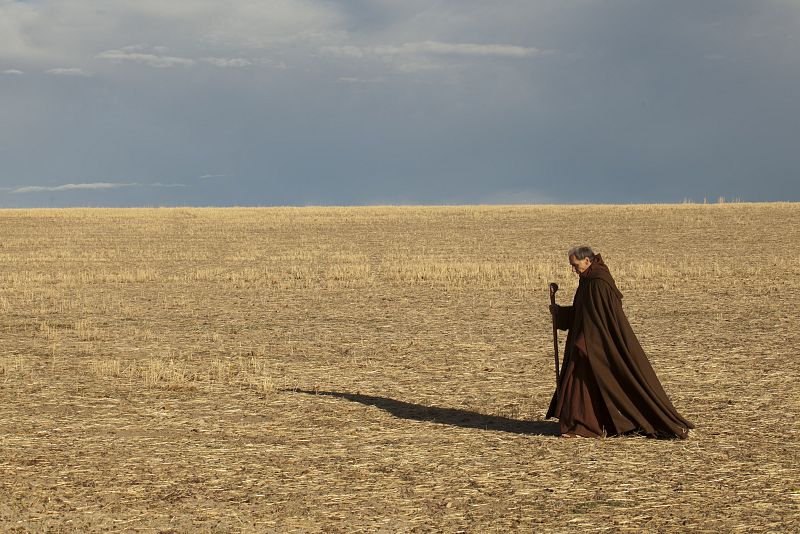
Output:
[1, 204, 798, 533]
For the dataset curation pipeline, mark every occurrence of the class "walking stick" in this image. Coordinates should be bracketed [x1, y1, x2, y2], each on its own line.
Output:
[549, 283, 561, 398]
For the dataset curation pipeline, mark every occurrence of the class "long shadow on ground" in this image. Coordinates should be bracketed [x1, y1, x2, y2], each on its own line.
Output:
[288, 390, 559, 436]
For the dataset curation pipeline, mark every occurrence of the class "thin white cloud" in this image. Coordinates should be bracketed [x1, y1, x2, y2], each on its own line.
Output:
[97, 49, 253, 69]
[201, 57, 252, 68]
[321, 41, 552, 60]
[198, 173, 231, 179]
[96, 50, 196, 68]
[255, 57, 288, 69]
[12, 182, 137, 193]
[2, 69, 24, 75]
[120, 44, 170, 54]
[149, 182, 187, 188]
[1, 1, 345, 66]
[46, 67, 91, 77]
[394, 41, 550, 58]
[10, 182, 187, 193]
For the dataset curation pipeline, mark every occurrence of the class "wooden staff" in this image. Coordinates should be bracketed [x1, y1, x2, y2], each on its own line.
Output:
[549, 283, 561, 398]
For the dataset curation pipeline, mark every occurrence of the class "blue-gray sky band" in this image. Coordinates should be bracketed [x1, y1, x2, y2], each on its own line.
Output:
[1, 1, 798, 207]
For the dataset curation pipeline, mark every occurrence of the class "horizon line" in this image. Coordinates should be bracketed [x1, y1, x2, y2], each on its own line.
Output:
[1, 200, 798, 211]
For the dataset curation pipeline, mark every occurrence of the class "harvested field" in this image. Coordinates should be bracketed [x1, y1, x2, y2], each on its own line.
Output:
[1, 204, 798, 533]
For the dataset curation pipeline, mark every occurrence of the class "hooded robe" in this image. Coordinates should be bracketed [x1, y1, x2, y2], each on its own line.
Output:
[546, 255, 693, 439]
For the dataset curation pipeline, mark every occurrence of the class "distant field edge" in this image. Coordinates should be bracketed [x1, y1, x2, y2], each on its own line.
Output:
[0, 200, 798, 212]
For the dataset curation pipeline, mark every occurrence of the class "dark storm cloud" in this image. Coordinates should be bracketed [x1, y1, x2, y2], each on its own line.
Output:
[1, 1, 798, 207]
[516, 0, 800, 202]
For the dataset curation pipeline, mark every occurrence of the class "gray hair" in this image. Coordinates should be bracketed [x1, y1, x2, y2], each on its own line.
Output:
[568, 245, 596, 261]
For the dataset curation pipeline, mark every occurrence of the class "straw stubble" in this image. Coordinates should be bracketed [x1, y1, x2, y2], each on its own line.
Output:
[0, 204, 798, 532]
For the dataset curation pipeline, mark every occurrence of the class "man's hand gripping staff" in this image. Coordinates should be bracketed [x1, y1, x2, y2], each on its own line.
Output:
[549, 282, 561, 402]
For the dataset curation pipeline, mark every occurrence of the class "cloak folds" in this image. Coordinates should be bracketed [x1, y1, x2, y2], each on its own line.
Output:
[546, 255, 693, 439]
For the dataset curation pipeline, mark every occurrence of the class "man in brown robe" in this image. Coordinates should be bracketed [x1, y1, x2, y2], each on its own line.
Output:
[546, 246, 693, 439]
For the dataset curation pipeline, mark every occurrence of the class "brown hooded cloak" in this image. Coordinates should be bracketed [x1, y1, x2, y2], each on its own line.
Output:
[546, 255, 693, 439]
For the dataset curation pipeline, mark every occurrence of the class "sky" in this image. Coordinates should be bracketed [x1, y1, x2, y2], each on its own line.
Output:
[1, 0, 799, 207]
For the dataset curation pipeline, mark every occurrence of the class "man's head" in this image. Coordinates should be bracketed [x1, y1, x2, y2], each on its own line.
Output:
[568, 245, 596, 274]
